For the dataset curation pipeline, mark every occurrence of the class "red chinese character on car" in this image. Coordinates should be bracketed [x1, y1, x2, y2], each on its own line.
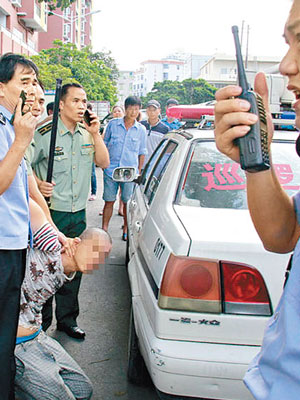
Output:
[202, 163, 246, 192]
[273, 164, 300, 190]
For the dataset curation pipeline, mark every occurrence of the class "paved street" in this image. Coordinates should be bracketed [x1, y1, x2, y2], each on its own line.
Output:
[48, 167, 159, 400]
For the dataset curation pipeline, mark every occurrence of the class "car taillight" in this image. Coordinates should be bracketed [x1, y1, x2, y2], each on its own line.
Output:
[221, 262, 272, 316]
[158, 254, 272, 316]
[158, 254, 222, 313]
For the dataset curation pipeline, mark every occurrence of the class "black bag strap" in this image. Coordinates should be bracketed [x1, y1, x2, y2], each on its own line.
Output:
[284, 254, 293, 288]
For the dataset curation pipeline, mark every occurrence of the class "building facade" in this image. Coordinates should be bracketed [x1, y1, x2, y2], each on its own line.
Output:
[0, 0, 47, 56]
[38, 0, 93, 51]
[198, 53, 282, 89]
[117, 70, 134, 105]
[131, 59, 184, 98]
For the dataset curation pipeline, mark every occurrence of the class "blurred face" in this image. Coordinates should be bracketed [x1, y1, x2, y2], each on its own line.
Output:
[112, 106, 124, 118]
[59, 87, 87, 124]
[74, 234, 112, 273]
[280, 1, 300, 128]
[31, 85, 45, 118]
[0, 64, 38, 113]
[125, 104, 140, 121]
[146, 105, 160, 122]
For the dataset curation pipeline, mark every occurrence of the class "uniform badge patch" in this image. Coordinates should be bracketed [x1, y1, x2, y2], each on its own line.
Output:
[54, 146, 64, 156]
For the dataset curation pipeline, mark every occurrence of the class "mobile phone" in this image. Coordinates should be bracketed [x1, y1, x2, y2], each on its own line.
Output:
[10, 90, 27, 125]
[84, 109, 92, 126]
[232, 26, 270, 172]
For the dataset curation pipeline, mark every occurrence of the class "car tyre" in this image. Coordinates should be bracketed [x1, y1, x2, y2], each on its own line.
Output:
[127, 307, 150, 385]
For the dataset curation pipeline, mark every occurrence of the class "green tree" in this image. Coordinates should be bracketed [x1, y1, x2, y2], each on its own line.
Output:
[38, 0, 75, 11]
[31, 41, 118, 104]
[141, 79, 217, 111]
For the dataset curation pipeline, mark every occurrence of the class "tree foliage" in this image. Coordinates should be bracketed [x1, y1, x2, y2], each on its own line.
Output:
[141, 79, 217, 111]
[38, 0, 76, 11]
[31, 41, 118, 104]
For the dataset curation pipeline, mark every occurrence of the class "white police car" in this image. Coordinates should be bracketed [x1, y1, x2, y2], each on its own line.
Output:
[117, 117, 299, 400]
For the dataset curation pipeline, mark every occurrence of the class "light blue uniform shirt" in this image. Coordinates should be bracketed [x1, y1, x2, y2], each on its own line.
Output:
[103, 118, 147, 178]
[244, 191, 300, 399]
[0, 105, 29, 249]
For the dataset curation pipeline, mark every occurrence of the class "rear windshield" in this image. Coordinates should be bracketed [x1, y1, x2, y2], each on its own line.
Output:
[179, 140, 300, 209]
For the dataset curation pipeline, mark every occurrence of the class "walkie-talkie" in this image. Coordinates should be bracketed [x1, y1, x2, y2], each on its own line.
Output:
[232, 25, 270, 172]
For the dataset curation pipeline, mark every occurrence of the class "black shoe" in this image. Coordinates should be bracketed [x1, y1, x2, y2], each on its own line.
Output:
[57, 324, 86, 340]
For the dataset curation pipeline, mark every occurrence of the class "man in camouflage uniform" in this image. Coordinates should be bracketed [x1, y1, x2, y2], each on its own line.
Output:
[32, 83, 109, 339]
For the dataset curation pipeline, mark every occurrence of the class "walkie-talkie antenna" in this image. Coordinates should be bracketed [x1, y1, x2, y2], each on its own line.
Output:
[232, 25, 249, 92]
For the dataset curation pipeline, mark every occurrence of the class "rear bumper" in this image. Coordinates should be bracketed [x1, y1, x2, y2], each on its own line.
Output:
[133, 296, 256, 400]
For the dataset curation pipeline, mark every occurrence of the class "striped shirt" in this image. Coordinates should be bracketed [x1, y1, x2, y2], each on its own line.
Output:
[19, 223, 65, 330]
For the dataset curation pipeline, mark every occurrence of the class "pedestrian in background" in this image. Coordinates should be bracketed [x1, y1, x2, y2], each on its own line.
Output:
[111, 104, 124, 119]
[46, 101, 54, 116]
[141, 99, 170, 165]
[102, 96, 147, 241]
[214, 1, 300, 398]
[161, 98, 183, 130]
[32, 83, 109, 340]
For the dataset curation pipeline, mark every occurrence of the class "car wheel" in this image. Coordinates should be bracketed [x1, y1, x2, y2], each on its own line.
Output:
[127, 307, 150, 385]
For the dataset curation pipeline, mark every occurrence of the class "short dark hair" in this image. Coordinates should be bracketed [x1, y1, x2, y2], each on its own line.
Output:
[38, 79, 45, 92]
[124, 96, 141, 109]
[61, 83, 84, 101]
[46, 102, 54, 115]
[0, 53, 39, 83]
[166, 98, 179, 107]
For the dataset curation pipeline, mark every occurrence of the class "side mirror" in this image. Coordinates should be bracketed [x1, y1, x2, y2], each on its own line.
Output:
[112, 167, 139, 183]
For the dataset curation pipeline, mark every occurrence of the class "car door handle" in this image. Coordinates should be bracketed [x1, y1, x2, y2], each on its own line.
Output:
[135, 221, 142, 232]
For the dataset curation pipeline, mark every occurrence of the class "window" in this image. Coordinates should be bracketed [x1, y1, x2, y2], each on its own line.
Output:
[177, 65, 180, 70]
[144, 141, 178, 205]
[63, 23, 70, 38]
[12, 28, 24, 41]
[163, 73, 168, 80]
[0, 12, 6, 28]
[163, 64, 169, 69]
[220, 68, 227, 74]
[178, 140, 300, 209]
[63, 7, 71, 16]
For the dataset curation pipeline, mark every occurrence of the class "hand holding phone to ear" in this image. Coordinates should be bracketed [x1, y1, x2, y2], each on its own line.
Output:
[14, 96, 37, 149]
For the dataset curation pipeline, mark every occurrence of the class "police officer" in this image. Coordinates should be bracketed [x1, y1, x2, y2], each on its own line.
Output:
[32, 83, 109, 339]
[0, 52, 38, 400]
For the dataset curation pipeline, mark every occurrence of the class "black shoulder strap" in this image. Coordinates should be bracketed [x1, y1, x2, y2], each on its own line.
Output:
[284, 254, 293, 288]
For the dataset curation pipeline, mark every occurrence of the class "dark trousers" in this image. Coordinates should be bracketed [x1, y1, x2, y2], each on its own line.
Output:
[42, 209, 86, 331]
[0, 249, 26, 400]
[91, 162, 97, 195]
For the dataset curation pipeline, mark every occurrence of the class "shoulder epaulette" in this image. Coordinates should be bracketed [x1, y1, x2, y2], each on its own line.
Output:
[37, 121, 52, 136]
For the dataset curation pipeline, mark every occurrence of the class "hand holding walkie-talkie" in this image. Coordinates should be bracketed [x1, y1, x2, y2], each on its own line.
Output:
[232, 25, 270, 172]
